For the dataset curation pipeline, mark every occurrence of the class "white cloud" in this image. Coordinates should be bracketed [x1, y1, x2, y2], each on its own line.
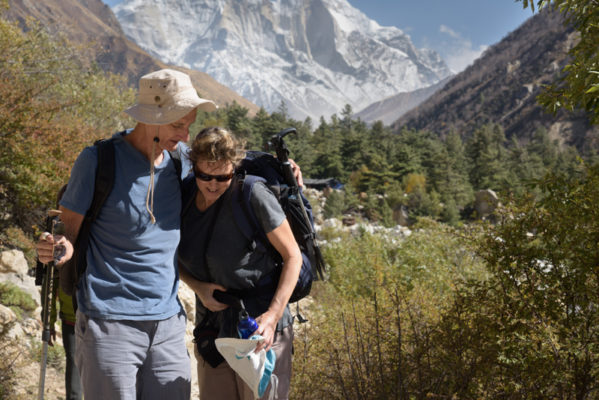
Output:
[445, 44, 488, 73]
[439, 24, 460, 39]
[438, 24, 488, 73]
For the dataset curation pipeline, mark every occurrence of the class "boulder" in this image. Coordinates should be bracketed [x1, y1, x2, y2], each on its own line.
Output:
[393, 205, 410, 226]
[0, 303, 16, 327]
[177, 281, 196, 325]
[341, 215, 356, 226]
[0, 249, 29, 275]
[474, 189, 499, 218]
[0, 250, 40, 306]
[322, 218, 342, 230]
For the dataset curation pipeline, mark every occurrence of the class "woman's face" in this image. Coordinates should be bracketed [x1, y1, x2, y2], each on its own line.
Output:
[194, 160, 234, 206]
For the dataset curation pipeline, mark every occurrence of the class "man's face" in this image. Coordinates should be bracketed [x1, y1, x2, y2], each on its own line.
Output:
[156, 108, 197, 151]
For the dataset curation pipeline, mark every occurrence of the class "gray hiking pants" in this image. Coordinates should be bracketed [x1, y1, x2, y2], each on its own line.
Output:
[75, 310, 191, 400]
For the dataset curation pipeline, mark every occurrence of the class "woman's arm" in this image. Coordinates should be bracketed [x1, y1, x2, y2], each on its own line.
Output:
[254, 218, 302, 351]
[178, 265, 229, 312]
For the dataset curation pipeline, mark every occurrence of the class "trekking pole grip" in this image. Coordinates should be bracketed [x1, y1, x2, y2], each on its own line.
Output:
[271, 128, 298, 188]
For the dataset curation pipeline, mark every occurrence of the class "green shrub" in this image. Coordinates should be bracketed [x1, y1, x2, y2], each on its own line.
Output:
[0, 282, 36, 320]
[440, 198, 460, 226]
[0, 307, 20, 400]
[0, 15, 134, 237]
[30, 339, 65, 372]
[323, 190, 345, 219]
[317, 224, 349, 243]
[292, 220, 487, 399]
[457, 164, 599, 398]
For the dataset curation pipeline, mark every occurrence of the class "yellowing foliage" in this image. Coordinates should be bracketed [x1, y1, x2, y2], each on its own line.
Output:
[403, 173, 426, 194]
[0, 15, 134, 239]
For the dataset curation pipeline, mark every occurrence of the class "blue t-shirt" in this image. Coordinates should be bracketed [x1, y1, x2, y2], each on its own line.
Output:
[60, 131, 192, 320]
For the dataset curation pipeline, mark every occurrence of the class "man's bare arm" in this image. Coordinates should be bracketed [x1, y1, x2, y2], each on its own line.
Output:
[58, 205, 84, 244]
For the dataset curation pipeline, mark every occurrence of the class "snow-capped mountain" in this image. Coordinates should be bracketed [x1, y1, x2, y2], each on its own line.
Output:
[112, 0, 451, 121]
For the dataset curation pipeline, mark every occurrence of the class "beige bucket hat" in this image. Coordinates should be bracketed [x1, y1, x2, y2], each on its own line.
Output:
[124, 69, 217, 125]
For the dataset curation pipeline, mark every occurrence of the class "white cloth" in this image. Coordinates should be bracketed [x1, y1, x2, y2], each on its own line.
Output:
[215, 335, 277, 399]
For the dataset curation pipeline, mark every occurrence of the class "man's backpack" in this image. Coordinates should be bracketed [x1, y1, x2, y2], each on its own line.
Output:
[59, 134, 183, 300]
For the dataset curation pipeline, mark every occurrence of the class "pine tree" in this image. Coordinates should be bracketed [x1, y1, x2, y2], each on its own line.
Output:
[310, 117, 344, 179]
[466, 124, 509, 191]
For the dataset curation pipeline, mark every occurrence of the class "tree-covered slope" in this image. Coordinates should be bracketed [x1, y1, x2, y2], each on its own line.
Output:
[393, 7, 599, 153]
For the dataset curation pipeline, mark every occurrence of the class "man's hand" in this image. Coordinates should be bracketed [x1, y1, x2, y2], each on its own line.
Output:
[48, 328, 56, 346]
[36, 233, 73, 266]
[195, 282, 230, 313]
[288, 158, 303, 187]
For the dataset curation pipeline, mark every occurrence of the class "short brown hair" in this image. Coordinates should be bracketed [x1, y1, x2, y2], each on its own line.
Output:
[188, 127, 246, 167]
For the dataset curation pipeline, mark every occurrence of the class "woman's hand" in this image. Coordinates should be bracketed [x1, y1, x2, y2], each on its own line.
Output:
[36, 233, 73, 266]
[251, 219, 301, 352]
[254, 310, 278, 352]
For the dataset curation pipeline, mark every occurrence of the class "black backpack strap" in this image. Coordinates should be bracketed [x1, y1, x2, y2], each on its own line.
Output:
[181, 180, 197, 219]
[89, 139, 116, 219]
[167, 149, 183, 186]
[71, 138, 116, 310]
[168, 146, 187, 216]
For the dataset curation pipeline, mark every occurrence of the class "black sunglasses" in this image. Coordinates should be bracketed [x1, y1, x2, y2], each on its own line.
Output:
[193, 166, 234, 182]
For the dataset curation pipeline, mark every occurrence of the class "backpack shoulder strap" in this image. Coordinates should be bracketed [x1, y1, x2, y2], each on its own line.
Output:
[167, 149, 183, 186]
[87, 139, 116, 220]
[231, 174, 269, 246]
[180, 176, 197, 219]
[75, 138, 115, 252]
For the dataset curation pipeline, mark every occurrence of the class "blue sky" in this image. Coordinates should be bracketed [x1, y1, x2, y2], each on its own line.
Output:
[103, 0, 534, 73]
[349, 0, 534, 72]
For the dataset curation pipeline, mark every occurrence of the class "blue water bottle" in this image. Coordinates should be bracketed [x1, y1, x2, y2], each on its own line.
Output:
[237, 309, 259, 339]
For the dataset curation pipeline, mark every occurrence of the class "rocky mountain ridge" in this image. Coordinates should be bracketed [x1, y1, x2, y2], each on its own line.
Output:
[111, 0, 451, 121]
[355, 75, 453, 125]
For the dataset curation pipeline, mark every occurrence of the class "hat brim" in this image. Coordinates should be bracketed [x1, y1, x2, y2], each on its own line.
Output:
[124, 98, 217, 125]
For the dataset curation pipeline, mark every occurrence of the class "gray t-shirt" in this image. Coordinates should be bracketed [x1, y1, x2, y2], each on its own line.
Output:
[177, 176, 292, 336]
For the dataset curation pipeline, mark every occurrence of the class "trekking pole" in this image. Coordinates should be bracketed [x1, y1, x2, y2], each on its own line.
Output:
[270, 127, 313, 227]
[270, 128, 298, 190]
[37, 209, 62, 400]
[270, 128, 325, 281]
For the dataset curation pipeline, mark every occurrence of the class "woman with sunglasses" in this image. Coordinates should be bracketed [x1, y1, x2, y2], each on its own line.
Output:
[177, 126, 302, 400]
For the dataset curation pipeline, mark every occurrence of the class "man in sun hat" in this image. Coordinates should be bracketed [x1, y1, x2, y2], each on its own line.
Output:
[36, 68, 216, 400]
